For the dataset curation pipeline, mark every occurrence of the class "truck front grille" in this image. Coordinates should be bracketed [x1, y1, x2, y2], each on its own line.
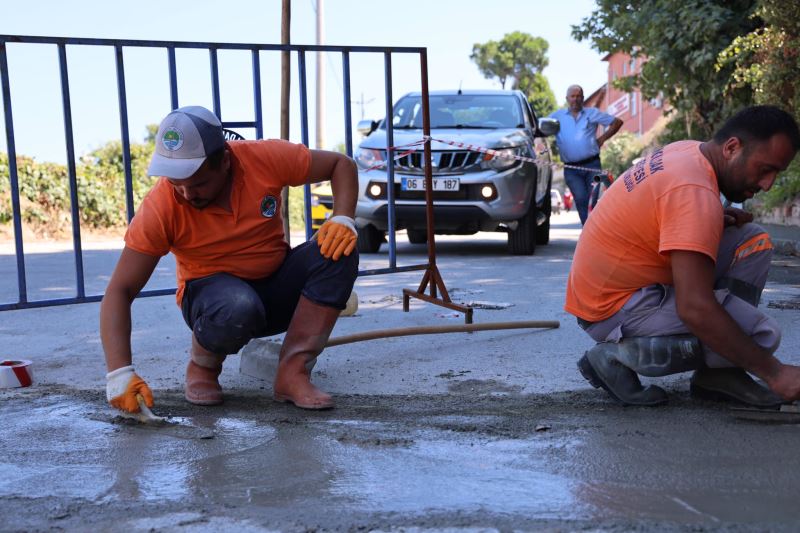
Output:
[392, 150, 482, 174]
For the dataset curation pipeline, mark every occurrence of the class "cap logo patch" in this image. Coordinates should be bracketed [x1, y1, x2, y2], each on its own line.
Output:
[260, 195, 278, 218]
[162, 127, 184, 151]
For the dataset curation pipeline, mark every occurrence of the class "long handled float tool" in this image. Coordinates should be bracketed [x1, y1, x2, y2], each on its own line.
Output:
[241, 320, 559, 381]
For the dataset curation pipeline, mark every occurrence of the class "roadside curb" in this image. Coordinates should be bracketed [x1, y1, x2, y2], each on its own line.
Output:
[773, 238, 800, 257]
[761, 223, 800, 257]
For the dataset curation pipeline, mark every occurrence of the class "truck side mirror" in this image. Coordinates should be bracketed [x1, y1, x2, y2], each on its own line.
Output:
[537, 118, 560, 137]
[357, 119, 380, 136]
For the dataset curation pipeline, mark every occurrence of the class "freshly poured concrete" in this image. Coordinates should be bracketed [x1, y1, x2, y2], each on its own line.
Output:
[2, 211, 800, 531]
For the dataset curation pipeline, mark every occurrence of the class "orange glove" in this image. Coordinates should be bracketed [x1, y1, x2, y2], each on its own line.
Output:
[317, 215, 357, 261]
[106, 365, 154, 413]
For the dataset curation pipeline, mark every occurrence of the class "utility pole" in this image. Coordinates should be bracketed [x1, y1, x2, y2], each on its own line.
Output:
[353, 92, 375, 120]
[315, 0, 326, 149]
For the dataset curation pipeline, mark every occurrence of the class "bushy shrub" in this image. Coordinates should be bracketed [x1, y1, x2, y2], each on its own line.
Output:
[1, 138, 156, 236]
[600, 131, 644, 177]
[1, 138, 312, 236]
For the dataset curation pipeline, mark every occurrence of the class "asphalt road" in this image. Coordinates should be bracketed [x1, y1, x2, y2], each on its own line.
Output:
[2, 210, 800, 532]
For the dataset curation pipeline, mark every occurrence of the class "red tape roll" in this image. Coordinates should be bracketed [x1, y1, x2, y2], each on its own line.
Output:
[0, 360, 34, 388]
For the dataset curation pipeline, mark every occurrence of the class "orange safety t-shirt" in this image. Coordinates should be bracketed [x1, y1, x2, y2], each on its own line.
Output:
[565, 140, 724, 322]
[125, 140, 311, 306]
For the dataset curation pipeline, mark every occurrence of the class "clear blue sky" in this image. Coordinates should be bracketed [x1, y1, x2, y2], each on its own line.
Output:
[0, 0, 606, 163]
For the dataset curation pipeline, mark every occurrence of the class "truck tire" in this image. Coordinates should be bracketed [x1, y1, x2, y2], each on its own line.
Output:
[357, 224, 384, 253]
[407, 229, 428, 244]
[536, 191, 551, 246]
[508, 202, 537, 255]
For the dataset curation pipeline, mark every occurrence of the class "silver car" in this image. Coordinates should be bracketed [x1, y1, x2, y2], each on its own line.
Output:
[354, 89, 558, 255]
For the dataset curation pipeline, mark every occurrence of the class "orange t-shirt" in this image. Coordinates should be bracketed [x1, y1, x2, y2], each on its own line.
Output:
[565, 141, 724, 322]
[125, 140, 311, 306]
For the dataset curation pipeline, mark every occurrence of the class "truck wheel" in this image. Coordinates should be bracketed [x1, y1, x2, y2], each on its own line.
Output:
[508, 202, 537, 255]
[536, 218, 550, 245]
[536, 192, 551, 246]
[407, 229, 428, 244]
[357, 224, 384, 253]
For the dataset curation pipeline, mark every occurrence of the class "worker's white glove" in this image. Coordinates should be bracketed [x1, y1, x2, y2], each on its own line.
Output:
[317, 215, 357, 260]
[106, 365, 154, 413]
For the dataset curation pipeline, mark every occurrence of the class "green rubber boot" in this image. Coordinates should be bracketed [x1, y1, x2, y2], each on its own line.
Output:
[578, 335, 704, 406]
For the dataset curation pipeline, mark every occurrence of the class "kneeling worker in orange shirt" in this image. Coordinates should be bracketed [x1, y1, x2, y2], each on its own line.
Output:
[101, 106, 358, 413]
[566, 105, 800, 407]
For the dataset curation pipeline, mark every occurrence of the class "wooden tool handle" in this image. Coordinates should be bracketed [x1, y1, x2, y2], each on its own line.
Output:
[326, 320, 559, 348]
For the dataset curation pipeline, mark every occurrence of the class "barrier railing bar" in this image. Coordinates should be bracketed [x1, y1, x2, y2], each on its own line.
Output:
[222, 120, 259, 128]
[0, 35, 425, 54]
[167, 47, 179, 110]
[1, 36, 465, 316]
[383, 51, 397, 269]
[57, 43, 86, 299]
[341, 51, 353, 157]
[115, 45, 135, 222]
[297, 50, 314, 242]
[251, 50, 263, 140]
[0, 287, 177, 312]
[0, 42, 27, 303]
[210, 47, 221, 118]
[358, 263, 428, 277]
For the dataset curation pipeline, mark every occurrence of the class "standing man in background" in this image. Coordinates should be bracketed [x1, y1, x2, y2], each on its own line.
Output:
[549, 85, 623, 225]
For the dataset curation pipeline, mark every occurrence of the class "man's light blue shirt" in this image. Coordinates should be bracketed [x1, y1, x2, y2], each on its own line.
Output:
[548, 107, 616, 163]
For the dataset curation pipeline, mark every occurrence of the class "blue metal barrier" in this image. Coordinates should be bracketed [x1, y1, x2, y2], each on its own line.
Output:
[0, 34, 433, 312]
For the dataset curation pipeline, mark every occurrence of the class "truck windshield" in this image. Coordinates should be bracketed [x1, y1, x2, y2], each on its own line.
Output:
[386, 94, 523, 130]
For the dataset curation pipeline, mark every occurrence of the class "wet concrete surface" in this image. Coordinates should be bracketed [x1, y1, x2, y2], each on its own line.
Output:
[5, 387, 800, 531]
[3, 211, 800, 531]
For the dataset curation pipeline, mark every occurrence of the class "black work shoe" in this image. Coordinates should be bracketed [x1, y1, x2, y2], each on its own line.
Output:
[578, 344, 668, 406]
[690, 368, 783, 408]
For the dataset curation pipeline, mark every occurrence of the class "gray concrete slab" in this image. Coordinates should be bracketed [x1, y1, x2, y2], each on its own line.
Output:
[2, 210, 800, 531]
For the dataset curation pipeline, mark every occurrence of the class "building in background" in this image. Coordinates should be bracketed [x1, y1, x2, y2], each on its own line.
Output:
[584, 51, 665, 138]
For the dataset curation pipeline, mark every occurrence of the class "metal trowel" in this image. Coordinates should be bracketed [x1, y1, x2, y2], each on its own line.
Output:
[731, 403, 800, 423]
[115, 394, 215, 439]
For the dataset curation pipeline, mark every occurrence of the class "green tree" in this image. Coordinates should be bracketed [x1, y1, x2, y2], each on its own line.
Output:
[572, 0, 760, 139]
[717, 0, 800, 208]
[518, 72, 557, 117]
[471, 31, 557, 115]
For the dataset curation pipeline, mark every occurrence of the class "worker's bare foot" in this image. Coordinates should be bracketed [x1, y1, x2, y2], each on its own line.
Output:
[273, 361, 334, 410]
[185, 360, 224, 406]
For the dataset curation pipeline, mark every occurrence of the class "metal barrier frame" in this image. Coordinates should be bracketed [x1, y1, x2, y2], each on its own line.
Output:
[1, 35, 465, 319]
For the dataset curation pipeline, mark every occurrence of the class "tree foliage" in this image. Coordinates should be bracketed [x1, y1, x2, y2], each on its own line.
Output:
[0, 139, 157, 236]
[471, 31, 557, 116]
[717, 0, 800, 208]
[572, 0, 761, 139]
[600, 131, 645, 177]
[518, 72, 557, 117]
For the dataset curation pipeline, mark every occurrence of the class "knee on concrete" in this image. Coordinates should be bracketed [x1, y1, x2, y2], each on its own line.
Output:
[194, 288, 265, 355]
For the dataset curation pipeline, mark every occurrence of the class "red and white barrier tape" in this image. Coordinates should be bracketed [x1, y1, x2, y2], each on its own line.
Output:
[363, 139, 428, 171]
[0, 359, 34, 388]
[363, 136, 611, 176]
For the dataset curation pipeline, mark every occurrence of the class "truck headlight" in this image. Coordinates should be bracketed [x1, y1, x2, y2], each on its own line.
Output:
[355, 148, 384, 169]
[481, 148, 518, 171]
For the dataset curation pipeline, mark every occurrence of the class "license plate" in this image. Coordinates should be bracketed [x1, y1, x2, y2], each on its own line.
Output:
[400, 177, 460, 191]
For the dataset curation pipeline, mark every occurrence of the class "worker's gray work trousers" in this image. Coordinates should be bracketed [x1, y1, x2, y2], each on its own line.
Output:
[580, 223, 780, 368]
